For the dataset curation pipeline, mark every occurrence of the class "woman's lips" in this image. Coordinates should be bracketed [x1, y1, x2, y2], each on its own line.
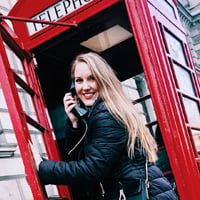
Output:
[83, 92, 95, 99]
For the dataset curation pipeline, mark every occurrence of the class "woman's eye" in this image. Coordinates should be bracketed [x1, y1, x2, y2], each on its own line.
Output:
[90, 76, 95, 80]
[75, 79, 82, 83]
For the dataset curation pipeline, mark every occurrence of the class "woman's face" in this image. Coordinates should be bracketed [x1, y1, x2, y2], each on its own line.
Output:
[74, 61, 99, 106]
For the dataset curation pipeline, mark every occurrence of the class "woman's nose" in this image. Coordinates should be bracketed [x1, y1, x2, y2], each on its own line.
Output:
[82, 80, 90, 89]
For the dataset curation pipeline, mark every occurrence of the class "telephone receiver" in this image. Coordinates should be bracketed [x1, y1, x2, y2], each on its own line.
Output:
[70, 82, 88, 119]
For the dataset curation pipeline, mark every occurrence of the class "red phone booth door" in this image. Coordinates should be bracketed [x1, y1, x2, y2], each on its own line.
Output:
[126, 0, 200, 199]
[0, 20, 72, 199]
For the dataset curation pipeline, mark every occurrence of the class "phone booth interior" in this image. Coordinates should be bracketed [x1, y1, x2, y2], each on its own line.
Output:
[32, 0, 176, 192]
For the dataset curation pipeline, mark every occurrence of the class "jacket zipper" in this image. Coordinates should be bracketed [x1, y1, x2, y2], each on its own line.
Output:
[67, 123, 88, 155]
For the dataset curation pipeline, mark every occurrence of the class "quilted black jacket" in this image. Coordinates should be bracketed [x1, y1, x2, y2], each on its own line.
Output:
[39, 97, 178, 200]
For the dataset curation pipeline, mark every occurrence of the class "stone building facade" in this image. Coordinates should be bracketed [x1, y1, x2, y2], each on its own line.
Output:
[0, 0, 17, 28]
[177, 0, 200, 76]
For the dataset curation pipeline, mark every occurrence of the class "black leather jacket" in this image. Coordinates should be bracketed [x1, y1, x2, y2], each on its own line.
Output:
[39, 97, 177, 200]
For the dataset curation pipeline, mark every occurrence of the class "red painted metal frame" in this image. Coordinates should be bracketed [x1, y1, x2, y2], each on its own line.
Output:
[152, 1, 200, 160]
[125, 0, 200, 199]
[23, 54, 72, 199]
[0, 20, 72, 199]
[0, 22, 45, 200]
[0, 14, 77, 27]
[9, 0, 121, 50]
[150, 1, 200, 199]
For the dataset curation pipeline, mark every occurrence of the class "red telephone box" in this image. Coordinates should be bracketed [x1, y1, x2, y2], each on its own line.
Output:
[0, 0, 199, 199]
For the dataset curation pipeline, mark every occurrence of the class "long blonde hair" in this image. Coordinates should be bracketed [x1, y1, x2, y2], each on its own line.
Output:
[71, 52, 157, 162]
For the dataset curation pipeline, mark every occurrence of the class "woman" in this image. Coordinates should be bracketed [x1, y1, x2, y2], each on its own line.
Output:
[34, 52, 178, 199]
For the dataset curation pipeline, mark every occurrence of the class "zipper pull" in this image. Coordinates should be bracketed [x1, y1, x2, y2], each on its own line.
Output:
[119, 189, 126, 200]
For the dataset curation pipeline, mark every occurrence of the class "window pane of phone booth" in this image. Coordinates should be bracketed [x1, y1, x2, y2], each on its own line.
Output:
[28, 123, 47, 158]
[183, 97, 200, 127]
[191, 129, 200, 157]
[134, 98, 157, 124]
[122, 78, 141, 101]
[173, 63, 195, 96]
[45, 185, 59, 198]
[121, 73, 174, 184]
[156, 148, 174, 186]
[0, 112, 14, 131]
[158, 0, 175, 18]
[3, 43, 27, 83]
[0, 178, 33, 200]
[0, 89, 8, 109]
[156, 148, 171, 172]
[164, 30, 187, 66]
[15, 83, 37, 120]
[28, 124, 59, 197]
[154, 125, 165, 147]
[0, 84, 33, 200]
[122, 73, 157, 124]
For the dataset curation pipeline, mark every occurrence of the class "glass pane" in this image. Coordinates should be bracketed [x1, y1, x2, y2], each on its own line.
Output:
[0, 87, 34, 199]
[173, 63, 195, 96]
[0, 112, 14, 132]
[29, 124, 59, 197]
[165, 31, 187, 65]
[16, 83, 37, 120]
[122, 78, 140, 101]
[191, 129, 200, 157]
[0, 147, 25, 176]
[154, 125, 164, 147]
[45, 185, 59, 198]
[122, 73, 156, 124]
[4, 43, 27, 83]
[29, 124, 47, 158]
[183, 97, 200, 127]
[158, 0, 175, 18]
[134, 98, 157, 124]
[156, 148, 171, 173]
[122, 73, 150, 101]
[0, 88, 7, 109]
[0, 178, 33, 200]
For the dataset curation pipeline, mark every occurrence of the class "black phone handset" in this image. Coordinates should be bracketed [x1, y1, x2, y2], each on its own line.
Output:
[70, 82, 88, 119]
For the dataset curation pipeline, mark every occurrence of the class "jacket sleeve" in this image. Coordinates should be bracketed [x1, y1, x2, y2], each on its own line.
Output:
[38, 106, 127, 185]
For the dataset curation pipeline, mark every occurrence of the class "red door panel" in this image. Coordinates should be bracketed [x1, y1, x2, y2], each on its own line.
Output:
[125, 0, 200, 199]
[0, 20, 71, 200]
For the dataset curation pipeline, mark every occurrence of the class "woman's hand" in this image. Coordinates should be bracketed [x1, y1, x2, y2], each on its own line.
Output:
[29, 142, 42, 170]
[63, 92, 79, 128]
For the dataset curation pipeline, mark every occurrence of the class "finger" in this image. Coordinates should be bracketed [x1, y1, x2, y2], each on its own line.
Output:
[64, 99, 76, 110]
[65, 103, 76, 114]
[63, 92, 72, 98]
[63, 94, 73, 103]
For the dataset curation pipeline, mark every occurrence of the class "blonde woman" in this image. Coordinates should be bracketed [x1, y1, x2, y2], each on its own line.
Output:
[35, 52, 178, 200]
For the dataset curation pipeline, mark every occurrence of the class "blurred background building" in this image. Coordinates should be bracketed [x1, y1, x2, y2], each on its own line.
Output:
[0, 0, 17, 27]
[0, 0, 16, 14]
[177, 0, 200, 76]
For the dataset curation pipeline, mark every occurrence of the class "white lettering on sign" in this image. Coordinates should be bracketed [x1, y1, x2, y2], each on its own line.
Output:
[26, 0, 93, 36]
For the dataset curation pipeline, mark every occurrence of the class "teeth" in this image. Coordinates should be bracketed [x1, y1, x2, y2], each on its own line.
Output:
[85, 93, 92, 96]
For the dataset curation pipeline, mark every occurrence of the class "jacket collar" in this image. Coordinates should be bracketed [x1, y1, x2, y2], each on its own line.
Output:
[86, 96, 102, 119]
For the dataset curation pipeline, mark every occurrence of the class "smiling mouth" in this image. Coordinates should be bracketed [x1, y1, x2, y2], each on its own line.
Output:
[83, 93, 95, 99]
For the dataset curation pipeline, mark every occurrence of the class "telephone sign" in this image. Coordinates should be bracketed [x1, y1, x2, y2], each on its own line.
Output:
[26, 0, 94, 35]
